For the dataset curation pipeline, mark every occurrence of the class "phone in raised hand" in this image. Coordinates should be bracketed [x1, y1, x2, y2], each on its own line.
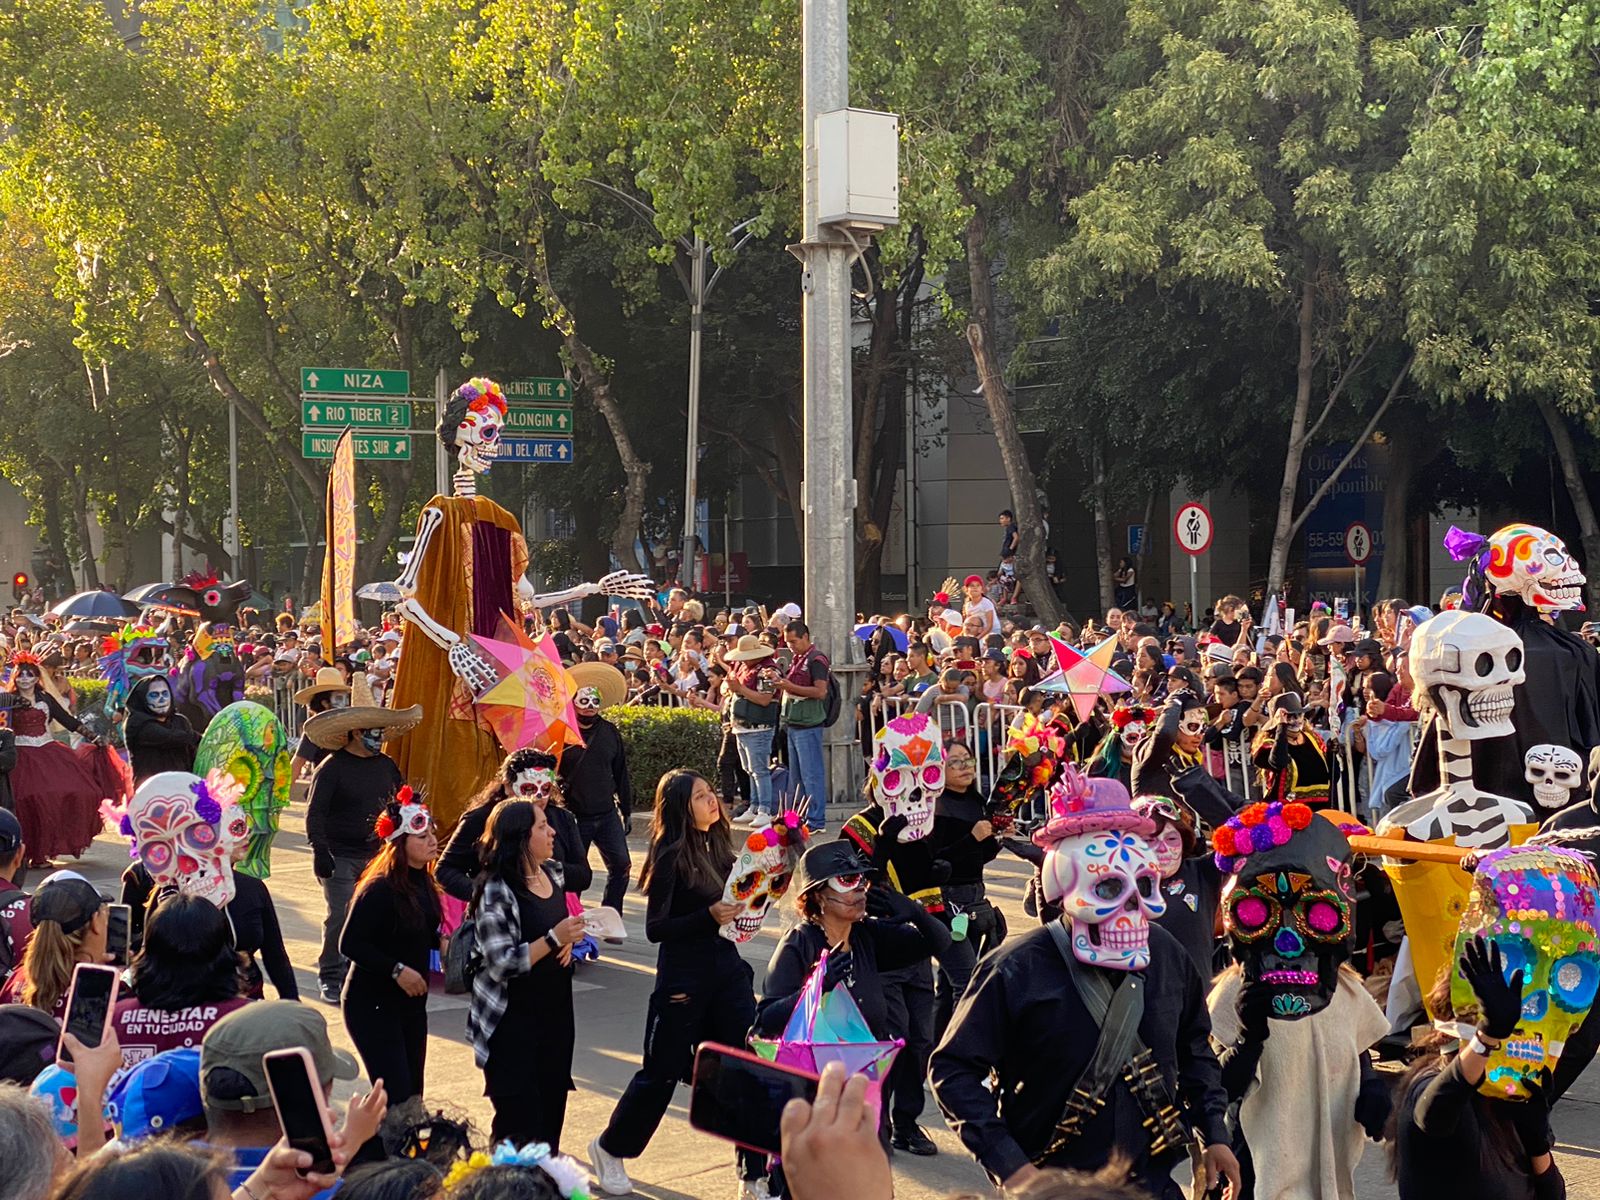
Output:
[263, 1048, 337, 1176]
[58, 963, 120, 1065]
[689, 1042, 820, 1157]
[104, 903, 132, 967]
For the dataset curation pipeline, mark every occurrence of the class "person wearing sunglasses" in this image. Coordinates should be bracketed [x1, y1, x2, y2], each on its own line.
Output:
[1133, 689, 1240, 832]
[1251, 693, 1333, 810]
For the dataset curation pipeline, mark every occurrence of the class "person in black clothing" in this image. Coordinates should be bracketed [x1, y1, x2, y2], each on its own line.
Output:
[340, 787, 441, 1122]
[928, 742, 999, 1036]
[587, 770, 761, 1197]
[438, 749, 593, 904]
[124, 675, 199, 784]
[304, 673, 418, 1004]
[1129, 795, 1222, 979]
[292, 668, 352, 775]
[1251, 693, 1334, 808]
[1132, 690, 1238, 833]
[0, 721, 14, 817]
[558, 669, 633, 915]
[229, 868, 297, 1000]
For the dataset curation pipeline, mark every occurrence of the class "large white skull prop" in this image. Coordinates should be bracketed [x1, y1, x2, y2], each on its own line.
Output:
[1410, 611, 1524, 739]
[870, 712, 946, 841]
[447, 379, 505, 474]
[127, 770, 248, 908]
[719, 823, 802, 942]
[1484, 524, 1586, 613]
[1525, 744, 1584, 810]
[1042, 829, 1166, 971]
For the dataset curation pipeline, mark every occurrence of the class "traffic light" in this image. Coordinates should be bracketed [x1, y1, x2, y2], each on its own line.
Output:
[11, 572, 28, 602]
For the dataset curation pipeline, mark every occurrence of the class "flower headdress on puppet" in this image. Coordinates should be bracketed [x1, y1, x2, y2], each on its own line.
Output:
[718, 802, 811, 943]
[868, 712, 946, 842]
[98, 624, 166, 713]
[443, 1141, 592, 1199]
[374, 785, 431, 843]
[110, 769, 248, 909]
[1212, 803, 1363, 1019]
[1033, 764, 1164, 971]
[1447, 522, 1586, 616]
[1445, 844, 1600, 1101]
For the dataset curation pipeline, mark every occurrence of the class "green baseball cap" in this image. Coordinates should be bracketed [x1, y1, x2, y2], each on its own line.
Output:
[200, 1001, 360, 1113]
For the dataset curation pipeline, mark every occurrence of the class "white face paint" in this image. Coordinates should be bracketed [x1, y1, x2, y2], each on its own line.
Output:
[145, 680, 172, 715]
[574, 686, 602, 715]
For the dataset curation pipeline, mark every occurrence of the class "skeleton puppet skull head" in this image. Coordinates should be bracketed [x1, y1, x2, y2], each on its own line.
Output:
[1410, 611, 1524, 739]
[870, 713, 946, 841]
[1526, 745, 1584, 811]
[440, 377, 507, 474]
[1451, 846, 1600, 1101]
[126, 769, 248, 908]
[719, 817, 807, 942]
[1485, 524, 1586, 614]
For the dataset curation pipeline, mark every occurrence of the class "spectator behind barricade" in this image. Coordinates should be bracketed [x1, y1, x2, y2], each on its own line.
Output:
[903, 644, 938, 694]
[113, 893, 250, 1068]
[915, 668, 971, 717]
[0, 1082, 69, 1200]
[776, 621, 833, 833]
[0, 872, 107, 1017]
[200, 1000, 385, 1191]
[1210, 595, 1249, 648]
[1360, 671, 1412, 820]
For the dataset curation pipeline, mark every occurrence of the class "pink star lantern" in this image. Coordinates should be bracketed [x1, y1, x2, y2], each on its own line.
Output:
[470, 614, 584, 754]
[1035, 634, 1131, 722]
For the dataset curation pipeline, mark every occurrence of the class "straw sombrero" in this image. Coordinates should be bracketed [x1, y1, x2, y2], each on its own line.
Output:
[303, 671, 422, 750]
[568, 661, 627, 709]
[724, 634, 774, 662]
[293, 666, 352, 706]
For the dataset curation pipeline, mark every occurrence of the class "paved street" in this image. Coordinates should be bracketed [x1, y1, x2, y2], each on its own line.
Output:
[59, 798, 1600, 1199]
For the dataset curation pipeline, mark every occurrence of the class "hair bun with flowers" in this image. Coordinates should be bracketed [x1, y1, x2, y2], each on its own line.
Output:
[451, 377, 508, 418]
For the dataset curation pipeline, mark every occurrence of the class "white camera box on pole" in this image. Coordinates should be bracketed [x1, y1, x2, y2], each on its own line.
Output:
[815, 108, 900, 230]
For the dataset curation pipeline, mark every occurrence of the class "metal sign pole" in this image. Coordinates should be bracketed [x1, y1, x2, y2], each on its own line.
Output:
[1190, 554, 1198, 631]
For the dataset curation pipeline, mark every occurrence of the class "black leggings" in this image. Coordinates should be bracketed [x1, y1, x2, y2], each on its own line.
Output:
[343, 981, 428, 1103]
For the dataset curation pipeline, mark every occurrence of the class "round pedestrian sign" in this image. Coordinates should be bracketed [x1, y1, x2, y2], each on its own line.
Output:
[1174, 502, 1213, 556]
[1345, 522, 1373, 566]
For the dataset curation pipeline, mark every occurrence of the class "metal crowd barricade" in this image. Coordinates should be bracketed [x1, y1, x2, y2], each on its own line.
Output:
[268, 675, 302, 738]
[867, 693, 915, 743]
[973, 702, 1024, 791]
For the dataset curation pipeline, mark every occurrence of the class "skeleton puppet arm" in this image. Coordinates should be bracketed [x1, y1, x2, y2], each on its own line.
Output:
[522, 570, 657, 610]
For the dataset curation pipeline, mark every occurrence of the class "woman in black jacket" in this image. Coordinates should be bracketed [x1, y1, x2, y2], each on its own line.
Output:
[587, 770, 758, 1197]
[928, 741, 1000, 1035]
[124, 675, 199, 783]
[437, 749, 592, 903]
[340, 789, 442, 1111]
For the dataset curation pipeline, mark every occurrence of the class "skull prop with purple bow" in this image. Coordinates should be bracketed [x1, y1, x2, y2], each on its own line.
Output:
[869, 713, 946, 841]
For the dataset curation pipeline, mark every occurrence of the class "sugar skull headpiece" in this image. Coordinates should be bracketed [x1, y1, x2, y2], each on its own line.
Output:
[869, 713, 946, 842]
[1036, 766, 1164, 971]
[1525, 744, 1583, 812]
[1450, 845, 1600, 1101]
[719, 808, 811, 942]
[1111, 704, 1157, 751]
[374, 786, 430, 842]
[1448, 522, 1586, 614]
[1214, 804, 1358, 1019]
[122, 769, 248, 908]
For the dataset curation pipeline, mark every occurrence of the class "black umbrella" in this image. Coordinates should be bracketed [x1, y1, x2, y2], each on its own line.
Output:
[63, 618, 123, 635]
[49, 591, 142, 620]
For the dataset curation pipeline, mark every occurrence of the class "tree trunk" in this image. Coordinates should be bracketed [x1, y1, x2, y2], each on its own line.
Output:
[171, 424, 192, 580]
[1535, 394, 1600, 611]
[964, 208, 1060, 623]
[356, 458, 418, 584]
[1090, 439, 1114, 614]
[66, 468, 100, 590]
[1267, 268, 1318, 601]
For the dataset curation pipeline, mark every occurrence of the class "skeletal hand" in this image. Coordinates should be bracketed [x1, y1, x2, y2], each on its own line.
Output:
[448, 642, 501, 694]
[597, 570, 658, 600]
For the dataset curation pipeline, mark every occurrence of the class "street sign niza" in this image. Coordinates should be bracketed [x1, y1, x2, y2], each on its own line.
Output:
[300, 367, 410, 396]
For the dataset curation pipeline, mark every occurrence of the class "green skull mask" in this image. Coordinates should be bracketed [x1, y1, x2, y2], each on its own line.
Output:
[1450, 845, 1600, 1101]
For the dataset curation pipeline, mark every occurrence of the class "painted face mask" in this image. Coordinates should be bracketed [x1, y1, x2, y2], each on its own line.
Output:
[145, 680, 172, 715]
[1524, 744, 1583, 811]
[1214, 802, 1355, 1019]
[719, 813, 809, 942]
[869, 712, 946, 841]
[125, 769, 248, 908]
[1484, 524, 1586, 614]
[360, 729, 386, 754]
[511, 766, 558, 801]
[574, 687, 602, 718]
[375, 786, 430, 843]
[1450, 845, 1600, 1100]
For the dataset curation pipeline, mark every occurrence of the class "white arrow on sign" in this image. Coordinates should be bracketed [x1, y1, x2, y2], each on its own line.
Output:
[307, 404, 322, 422]
[307, 371, 320, 390]
[558, 412, 569, 431]
[557, 443, 570, 460]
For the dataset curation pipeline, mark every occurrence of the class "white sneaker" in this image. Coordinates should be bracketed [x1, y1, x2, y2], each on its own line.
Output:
[737, 1179, 772, 1200]
[588, 1136, 634, 1196]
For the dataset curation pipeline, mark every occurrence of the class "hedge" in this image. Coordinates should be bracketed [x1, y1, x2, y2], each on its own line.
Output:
[68, 677, 109, 712]
[610, 703, 722, 810]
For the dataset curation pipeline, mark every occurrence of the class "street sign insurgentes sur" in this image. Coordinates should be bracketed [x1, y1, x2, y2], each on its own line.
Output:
[301, 400, 412, 428]
[503, 406, 574, 434]
[503, 377, 572, 403]
[300, 367, 411, 396]
[499, 436, 575, 464]
[302, 431, 413, 460]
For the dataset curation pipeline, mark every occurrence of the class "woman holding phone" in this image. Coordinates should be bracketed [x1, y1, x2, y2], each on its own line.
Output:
[466, 798, 587, 1148]
[0, 870, 106, 1017]
[588, 770, 760, 1198]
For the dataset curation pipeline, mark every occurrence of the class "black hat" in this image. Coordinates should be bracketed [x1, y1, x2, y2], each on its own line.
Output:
[792, 842, 873, 896]
[1350, 638, 1383, 659]
[0, 1005, 61, 1085]
[28, 871, 104, 934]
[1270, 693, 1305, 717]
[0, 808, 21, 855]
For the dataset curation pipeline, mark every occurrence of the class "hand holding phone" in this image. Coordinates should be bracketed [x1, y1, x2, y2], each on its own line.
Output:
[58, 963, 119, 1065]
[689, 1043, 820, 1157]
[105, 904, 132, 967]
[263, 1049, 337, 1176]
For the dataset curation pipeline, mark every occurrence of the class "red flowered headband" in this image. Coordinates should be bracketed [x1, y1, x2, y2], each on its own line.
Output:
[375, 785, 431, 842]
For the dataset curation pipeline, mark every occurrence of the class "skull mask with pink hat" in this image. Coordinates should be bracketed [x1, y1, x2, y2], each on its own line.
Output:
[1034, 764, 1165, 971]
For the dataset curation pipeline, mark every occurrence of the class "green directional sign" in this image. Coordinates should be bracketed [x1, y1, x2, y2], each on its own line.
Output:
[301, 367, 410, 396]
[301, 400, 412, 428]
[502, 376, 571, 404]
[301, 431, 413, 460]
[503, 405, 575, 434]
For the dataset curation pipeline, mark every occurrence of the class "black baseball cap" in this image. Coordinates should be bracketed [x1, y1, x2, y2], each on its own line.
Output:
[28, 871, 105, 934]
[0, 808, 21, 855]
[0, 1005, 61, 1085]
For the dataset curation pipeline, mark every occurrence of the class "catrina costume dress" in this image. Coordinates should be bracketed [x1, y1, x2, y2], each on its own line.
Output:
[9, 694, 107, 866]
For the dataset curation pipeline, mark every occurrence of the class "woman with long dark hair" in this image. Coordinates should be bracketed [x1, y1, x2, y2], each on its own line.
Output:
[466, 798, 587, 1148]
[340, 788, 442, 1112]
[588, 770, 761, 1197]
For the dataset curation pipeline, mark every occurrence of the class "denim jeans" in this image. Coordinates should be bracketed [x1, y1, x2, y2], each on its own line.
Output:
[785, 723, 828, 829]
[576, 810, 634, 913]
[732, 726, 776, 817]
[317, 853, 367, 990]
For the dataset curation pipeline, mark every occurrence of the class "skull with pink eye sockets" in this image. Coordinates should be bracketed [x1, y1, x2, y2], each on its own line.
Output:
[869, 712, 946, 842]
[718, 826, 799, 942]
[127, 770, 247, 908]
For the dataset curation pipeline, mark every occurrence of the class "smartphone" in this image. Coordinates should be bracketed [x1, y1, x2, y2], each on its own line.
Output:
[263, 1048, 337, 1176]
[58, 963, 120, 1064]
[689, 1042, 821, 1157]
[105, 904, 132, 967]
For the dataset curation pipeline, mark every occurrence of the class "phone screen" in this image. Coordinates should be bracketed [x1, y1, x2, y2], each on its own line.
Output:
[62, 966, 117, 1060]
[689, 1043, 819, 1157]
[264, 1052, 336, 1175]
[105, 904, 132, 967]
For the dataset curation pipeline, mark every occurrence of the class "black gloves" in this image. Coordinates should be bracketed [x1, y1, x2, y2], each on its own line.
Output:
[873, 814, 908, 870]
[1459, 935, 1524, 1040]
[821, 948, 854, 992]
[1533, 1162, 1566, 1200]
[313, 848, 335, 880]
[1353, 1073, 1393, 1141]
[1237, 977, 1276, 1044]
[866, 883, 920, 923]
[1218, 977, 1275, 1101]
[1510, 1083, 1555, 1158]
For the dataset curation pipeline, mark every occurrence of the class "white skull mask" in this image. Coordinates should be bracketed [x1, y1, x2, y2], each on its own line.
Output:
[448, 380, 505, 474]
[1484, 524, 1586, 613]
[127, 770, 248, 908]
[1525, 744, 1584, 810]
[719, 824, 802, 942]
[1042, 828, 1166, 971]
[870, 712, 946, 841]
[1410, 611, 1524, 739]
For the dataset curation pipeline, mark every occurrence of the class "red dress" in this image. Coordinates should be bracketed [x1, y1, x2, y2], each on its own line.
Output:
[10, 702, 106, 867]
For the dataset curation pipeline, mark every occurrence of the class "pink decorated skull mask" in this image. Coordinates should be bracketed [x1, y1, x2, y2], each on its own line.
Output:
[127, 770, 247, 908]
[720, 823, 803, 942]
[1485, 524, 1586, 614]
[1043, 829, 1166, 971]
[870, 713, 946, 841]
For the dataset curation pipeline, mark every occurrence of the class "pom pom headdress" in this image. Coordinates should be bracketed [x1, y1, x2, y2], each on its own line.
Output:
[375, 785, 430, 842]
[442, 1141, 591, 1199]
